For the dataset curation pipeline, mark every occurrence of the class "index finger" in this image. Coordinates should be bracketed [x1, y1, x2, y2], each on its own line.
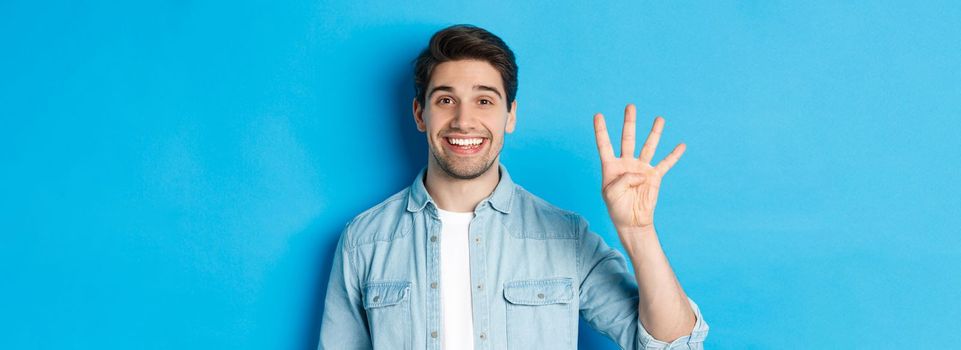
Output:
[594, 113, 615, 163]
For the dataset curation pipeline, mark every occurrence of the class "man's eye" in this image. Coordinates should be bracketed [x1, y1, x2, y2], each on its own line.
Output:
[479, 99, 492, 105]
[438, 97, 453, 104]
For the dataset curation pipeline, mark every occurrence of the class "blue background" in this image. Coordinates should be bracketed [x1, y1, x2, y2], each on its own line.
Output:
[2, 1, 959, 349]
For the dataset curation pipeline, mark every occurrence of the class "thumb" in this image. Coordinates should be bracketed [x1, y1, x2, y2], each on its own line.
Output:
[603, 172, 647, 198]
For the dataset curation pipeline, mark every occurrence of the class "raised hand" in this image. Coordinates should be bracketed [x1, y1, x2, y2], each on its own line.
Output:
[593, 104, 686, 231]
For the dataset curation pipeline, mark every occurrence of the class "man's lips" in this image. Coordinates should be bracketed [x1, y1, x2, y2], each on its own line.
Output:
[443, 136, 488, 155]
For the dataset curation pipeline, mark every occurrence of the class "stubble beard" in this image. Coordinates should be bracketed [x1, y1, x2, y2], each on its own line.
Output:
[430, 138, 499, 180]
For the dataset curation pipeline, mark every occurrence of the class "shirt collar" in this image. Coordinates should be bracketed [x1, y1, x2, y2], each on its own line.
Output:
[406, 163, 515, 214]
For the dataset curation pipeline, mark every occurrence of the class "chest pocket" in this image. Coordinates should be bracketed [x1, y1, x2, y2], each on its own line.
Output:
[503, 277, 575, 350]
[363, 281, 411, 350]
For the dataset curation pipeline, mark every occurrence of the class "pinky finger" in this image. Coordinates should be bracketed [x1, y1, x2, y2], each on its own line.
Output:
[654, 143, 686, 175]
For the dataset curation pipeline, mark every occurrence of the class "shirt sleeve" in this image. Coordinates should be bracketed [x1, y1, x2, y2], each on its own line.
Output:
[317, 224, 372, 350]
[574, 215, 709, 350]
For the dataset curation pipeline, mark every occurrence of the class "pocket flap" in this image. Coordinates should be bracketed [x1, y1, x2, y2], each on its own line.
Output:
[503, 278, 574, 305]
[363, 281, 411, 309]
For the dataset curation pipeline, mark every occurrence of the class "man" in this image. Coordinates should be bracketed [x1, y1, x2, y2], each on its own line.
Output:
[319, 24, 709, 350]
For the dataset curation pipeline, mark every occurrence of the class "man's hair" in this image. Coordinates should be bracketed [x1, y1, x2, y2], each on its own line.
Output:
[413, 24, 518, 111]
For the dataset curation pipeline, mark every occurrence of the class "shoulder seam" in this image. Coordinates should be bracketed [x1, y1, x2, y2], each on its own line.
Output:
[343, 188, 410, 252]
[510, 186, 583, 240]
[514, 185, 578, 217]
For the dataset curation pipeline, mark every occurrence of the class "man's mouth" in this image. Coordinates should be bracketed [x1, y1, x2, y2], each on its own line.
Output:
[444, 136, 487, 155]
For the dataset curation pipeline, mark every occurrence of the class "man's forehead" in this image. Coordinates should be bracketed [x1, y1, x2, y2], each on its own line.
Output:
[428, 60, 505, 94]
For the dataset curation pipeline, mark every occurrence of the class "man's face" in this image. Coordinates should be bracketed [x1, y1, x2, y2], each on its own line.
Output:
[414, 59, 517, 180]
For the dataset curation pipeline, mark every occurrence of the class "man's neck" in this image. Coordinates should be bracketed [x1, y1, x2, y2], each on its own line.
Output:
[424, 161, 500, 213]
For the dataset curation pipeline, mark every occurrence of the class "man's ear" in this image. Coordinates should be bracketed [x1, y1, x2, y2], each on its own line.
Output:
[505, 100, 517, 133]
[412, 99, 426, 132]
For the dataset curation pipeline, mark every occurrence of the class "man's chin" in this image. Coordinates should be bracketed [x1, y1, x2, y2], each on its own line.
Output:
[430, 145, 500, 180]
[435, 158, 494, 180]
[441, 163, 488, 180]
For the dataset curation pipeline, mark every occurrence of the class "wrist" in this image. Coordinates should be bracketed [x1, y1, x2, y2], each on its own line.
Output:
[615, 225, 660, 256]
[615, 225, 657, 236]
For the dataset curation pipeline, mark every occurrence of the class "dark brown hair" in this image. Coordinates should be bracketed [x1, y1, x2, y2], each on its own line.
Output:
[413, 24, 518, 111]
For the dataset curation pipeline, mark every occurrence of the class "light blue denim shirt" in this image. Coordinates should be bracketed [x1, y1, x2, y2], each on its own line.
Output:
[319, 164, 709, 350]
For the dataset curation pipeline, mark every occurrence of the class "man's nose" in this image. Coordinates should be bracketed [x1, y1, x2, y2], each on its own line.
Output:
[450, 105, 478, 130]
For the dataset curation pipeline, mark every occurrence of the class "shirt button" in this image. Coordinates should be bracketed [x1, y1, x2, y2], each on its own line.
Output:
[479, 332, 487, 340]
[431, 331, 438, 338]
[373, 296, 380, 302]
[430, 235, 437, 242]
[537, 293, 545, 299]
[474, 237, 482, 244]
[430, 282, 437, 289]
[476, 283, 483, 290]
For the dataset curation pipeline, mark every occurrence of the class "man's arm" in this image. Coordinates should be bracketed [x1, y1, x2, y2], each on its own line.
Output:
[317, 225, 371, 350]
[591, 104, 705, 343]
[619, 225, 696, 342]
[575, 216, 708, 349]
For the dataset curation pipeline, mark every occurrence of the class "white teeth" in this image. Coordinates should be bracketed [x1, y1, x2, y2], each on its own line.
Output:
[447, 138, 483, 146]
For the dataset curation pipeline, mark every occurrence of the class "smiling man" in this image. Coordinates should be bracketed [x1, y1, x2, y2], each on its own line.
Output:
[319, 24, 709, 350]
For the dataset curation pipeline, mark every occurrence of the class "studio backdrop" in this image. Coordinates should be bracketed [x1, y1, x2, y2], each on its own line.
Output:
[2, 1, 959, 349]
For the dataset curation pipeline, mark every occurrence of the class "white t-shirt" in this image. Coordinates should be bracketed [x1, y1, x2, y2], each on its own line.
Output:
[436, 208, 475, 350]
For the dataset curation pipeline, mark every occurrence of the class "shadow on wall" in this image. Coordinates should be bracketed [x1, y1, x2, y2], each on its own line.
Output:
[300, 23, 433, 350]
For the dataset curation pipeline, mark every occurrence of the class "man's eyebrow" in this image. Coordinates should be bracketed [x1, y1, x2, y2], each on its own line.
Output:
[427, 85, 454, 98]
[475, 85, 503, 99]
[427, 85, 504, 99]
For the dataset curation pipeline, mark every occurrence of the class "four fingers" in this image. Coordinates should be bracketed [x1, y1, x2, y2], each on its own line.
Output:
[594, 104, 686, 176]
